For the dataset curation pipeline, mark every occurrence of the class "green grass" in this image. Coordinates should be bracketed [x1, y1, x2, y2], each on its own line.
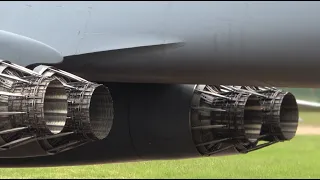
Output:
[0, 135, 319, 179]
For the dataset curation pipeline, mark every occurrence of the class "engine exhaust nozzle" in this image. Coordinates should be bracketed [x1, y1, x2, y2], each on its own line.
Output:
[33, 65, 114, 154]
[190, 85, 264, 156]
[9, 77, 68, 135]
[0, 61, 68, 150]
[259, 90, 299, 141]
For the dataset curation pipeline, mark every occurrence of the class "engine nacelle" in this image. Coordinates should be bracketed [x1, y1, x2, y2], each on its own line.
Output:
[0, 60, 114, 158]
[0, 77, 298, 166]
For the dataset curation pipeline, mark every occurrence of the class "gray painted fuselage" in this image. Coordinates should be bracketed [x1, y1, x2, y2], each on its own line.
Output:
[1, 1, 320, 87]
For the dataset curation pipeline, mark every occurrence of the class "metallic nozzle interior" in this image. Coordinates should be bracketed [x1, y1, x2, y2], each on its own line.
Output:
[258, 90, 299, 142]
[89, 85, 114, 140]
[43, 79, 68, 134]
[243, 95, 263, 142]
[0, 61, 115, 155]
[278, 92, 299, 140]
[190, 85, 264, 156]
[190, 84, 299, 156]
[8, 77, 68, 135]
[30, 64, 115, 154]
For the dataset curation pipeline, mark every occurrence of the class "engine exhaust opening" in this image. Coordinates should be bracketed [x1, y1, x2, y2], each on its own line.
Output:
[279, 92, 299, 141]
[43, 79, 68, 134]
[89, 85, 113, 140]
[257, 90, 299, 142]
[243, 95, 263, 142]
[190, 85, 265, 156]
[31, 65, 115, 155]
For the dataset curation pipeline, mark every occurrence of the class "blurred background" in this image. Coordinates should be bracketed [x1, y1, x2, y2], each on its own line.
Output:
[0, 88, 318, 179]
[284, 88, 320, 102]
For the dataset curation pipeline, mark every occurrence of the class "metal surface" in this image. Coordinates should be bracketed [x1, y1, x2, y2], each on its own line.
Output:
[9, 78, 68, 135]
[0, 2, 318, 87]
[0, 83, 299, 167]
[191, 85, 264, 156]
[189, 85, 299, 155]
[0, 60, 114, 158]
[33, 65, 114, 155]
[0, 30, 62, 66]
[249, 87, 299, 141]
[0, 61, 68, 151]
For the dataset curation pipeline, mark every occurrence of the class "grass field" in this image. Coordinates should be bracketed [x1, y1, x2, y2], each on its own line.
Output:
[0, 112, 319, 179]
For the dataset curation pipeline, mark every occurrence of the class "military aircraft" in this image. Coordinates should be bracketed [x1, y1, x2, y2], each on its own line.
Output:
[0, 1, 318, 167]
